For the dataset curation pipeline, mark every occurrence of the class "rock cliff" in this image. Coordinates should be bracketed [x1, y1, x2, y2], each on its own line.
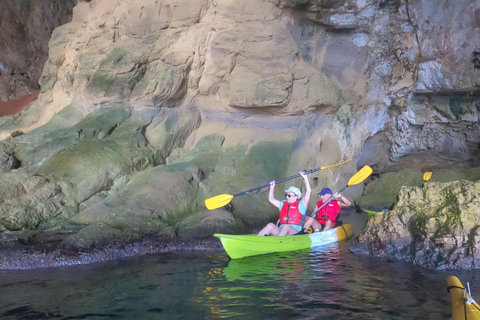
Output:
[351, 180, 480, 270]
[0, 0, 77, 100]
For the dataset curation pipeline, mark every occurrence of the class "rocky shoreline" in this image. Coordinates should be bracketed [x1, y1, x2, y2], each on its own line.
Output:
[0, 234, 223, 270]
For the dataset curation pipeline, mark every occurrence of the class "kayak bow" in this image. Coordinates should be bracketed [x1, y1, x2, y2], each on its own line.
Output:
[215, 224, 354, 259]
[447, 276, 480, 320]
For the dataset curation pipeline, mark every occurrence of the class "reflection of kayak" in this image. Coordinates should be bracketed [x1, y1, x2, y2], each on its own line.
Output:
[223, 243, 341, 282]
[447, 276, 480, 320]
[214, 224, 354, 259]
[223, 249, 310, 282]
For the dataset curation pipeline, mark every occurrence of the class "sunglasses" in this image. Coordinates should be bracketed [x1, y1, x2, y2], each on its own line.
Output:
[285, 194, 296, 198]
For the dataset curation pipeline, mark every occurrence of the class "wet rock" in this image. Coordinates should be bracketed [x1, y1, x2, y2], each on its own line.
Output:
[356, 167, 480, 211]
[0, 233, 223, 270]
[351, 180, 480, 270]
[59, 223, 126, 250]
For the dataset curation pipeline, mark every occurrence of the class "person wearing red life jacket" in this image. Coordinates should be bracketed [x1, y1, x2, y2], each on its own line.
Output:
[302, 187, 351, 233]
[257, 171, 311, 236]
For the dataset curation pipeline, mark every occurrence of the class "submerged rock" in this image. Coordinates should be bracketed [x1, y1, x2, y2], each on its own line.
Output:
[351, 180, 480, 270]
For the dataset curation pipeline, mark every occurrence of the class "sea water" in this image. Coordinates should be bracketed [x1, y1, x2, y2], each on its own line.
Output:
[0, 242, 478, 320]
[0, 210, 478, 319]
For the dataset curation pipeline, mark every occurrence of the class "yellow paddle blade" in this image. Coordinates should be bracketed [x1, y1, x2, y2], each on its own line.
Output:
[423, 171, 433, 181]
[320, 159, 352, 170]
[348, 165, 373, 186]
[205, 194, 234, 210]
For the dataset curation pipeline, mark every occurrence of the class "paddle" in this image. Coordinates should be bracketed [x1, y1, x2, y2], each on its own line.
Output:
[363, 169, 426, 216]
[205, 159, 352, 210]
[423, 171, 432, 181]
[309, 165, 373, 217]
[364, 209, 388, 215]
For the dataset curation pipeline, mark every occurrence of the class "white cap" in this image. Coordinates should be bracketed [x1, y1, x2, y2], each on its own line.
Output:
[285, 186, 302, 199]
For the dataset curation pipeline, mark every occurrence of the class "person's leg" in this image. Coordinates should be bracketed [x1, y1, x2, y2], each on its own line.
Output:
[310, 220, 324, 231]
[302, 216, 315, 231]
[278, 224, 299, 236]
[322, 220, 334, 231]
[257, 223, 281, 236]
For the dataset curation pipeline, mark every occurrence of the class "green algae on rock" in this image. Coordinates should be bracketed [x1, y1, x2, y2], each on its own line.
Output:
[352, 180, 480, 270]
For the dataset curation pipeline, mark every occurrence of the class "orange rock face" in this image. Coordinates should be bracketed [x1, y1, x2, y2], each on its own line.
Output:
[0, 92, 39, 117]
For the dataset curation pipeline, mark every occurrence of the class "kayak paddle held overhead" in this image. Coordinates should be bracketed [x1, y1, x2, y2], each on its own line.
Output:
[204, 159, 352, 210]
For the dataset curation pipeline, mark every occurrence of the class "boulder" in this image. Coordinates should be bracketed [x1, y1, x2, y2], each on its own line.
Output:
[352, 180, 480, 270]
[356, 167, 480, 211]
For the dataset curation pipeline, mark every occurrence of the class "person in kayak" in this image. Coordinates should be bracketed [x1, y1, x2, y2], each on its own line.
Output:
[257, 171, 311, 236]
[301, 187, 351, 232]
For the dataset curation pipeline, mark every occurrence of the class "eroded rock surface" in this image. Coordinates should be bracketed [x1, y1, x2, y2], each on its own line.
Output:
[0, 0, 478, 268]
[351, 180, 480, 270]
[356, 167, 480, 211]
[0, 0, 77, 100]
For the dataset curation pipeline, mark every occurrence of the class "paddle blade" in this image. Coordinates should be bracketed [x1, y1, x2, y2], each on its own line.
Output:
[423, 172, 433, 181]
[320, 159, 352, 170]
[205, 194, 234, 210]
[348, 165, 373, 186]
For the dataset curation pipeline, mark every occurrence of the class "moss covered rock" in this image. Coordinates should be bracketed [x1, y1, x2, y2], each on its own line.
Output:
[352, 180, 480, 270]
[356, 167, 480, 211]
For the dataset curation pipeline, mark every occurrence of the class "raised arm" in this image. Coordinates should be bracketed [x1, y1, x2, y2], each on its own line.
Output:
[268, 181, 280, 208]
[334, 192, 351, 207]
[300, 171, 311, 208]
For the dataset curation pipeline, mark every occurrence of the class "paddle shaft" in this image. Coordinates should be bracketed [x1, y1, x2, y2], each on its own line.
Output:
[205, 159, 354, 210]
[233, 167, 324, 197]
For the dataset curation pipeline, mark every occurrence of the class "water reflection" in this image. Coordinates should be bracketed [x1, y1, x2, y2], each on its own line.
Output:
[222, 248, 312, 283]
[199, 243, 460, 319]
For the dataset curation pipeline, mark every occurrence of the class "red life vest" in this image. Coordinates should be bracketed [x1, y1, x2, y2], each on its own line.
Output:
[316, 200, 341, 226]
[279, 201, 304, 226]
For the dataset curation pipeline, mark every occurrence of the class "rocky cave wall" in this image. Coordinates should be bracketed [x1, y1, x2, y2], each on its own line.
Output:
[0, 0, 78, 100]
[0, 0, 478, 251]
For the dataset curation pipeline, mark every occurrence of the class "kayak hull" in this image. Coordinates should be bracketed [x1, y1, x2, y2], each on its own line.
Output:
[215, 224, 354, 259]
[447, 276, 480, 320]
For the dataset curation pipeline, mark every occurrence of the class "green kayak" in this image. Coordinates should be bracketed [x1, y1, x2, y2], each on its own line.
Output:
[215, 224, 354, 259]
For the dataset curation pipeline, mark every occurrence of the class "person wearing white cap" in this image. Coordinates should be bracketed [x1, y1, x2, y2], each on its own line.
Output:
[257, 171, 311, 236]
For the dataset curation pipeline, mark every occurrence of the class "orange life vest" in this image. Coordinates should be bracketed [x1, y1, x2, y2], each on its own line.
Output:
[279, 201, 304, 226]
[316, 200, 341, 226]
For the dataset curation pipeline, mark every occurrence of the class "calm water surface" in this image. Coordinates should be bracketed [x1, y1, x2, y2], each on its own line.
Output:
[1, 242, 479, 320]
